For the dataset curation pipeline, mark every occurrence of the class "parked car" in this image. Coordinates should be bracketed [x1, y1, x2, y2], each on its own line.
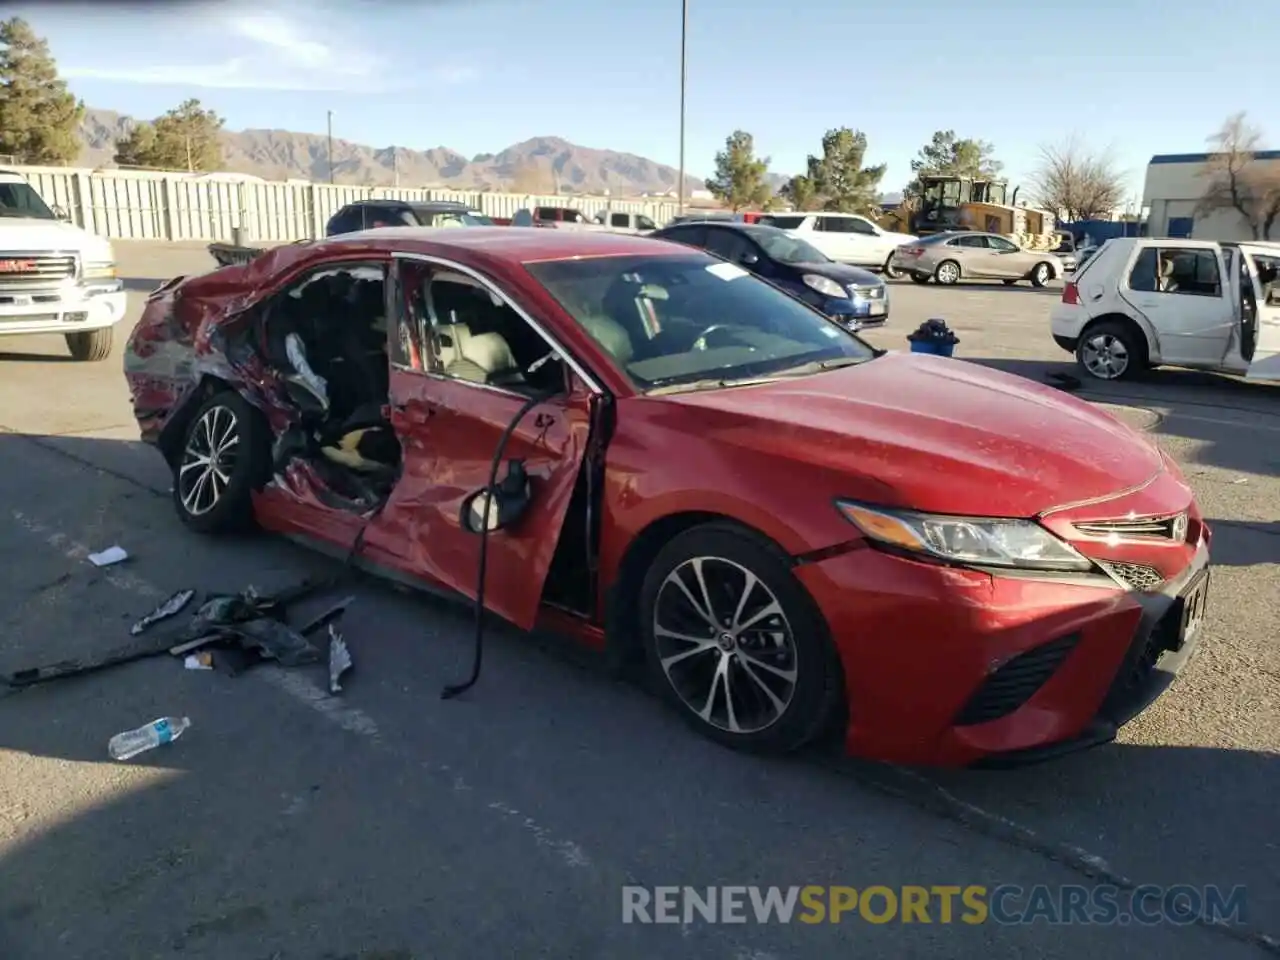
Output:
[591, 210, 658, 234]
[891, 231, 1066, 287]
[651, 220, 887, 329]
[125, 228, 1212, 767]
[0, 169, 126, 361]
[667, 211, 769, 226]
[1050, 237, 1280, 382]
[759, 212, 917, 278]
[325, 199, 493, 234]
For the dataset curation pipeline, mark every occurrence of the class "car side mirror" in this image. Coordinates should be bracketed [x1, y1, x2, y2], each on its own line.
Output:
[460, 460, 531, 534]
[740, 252, 759, 266]
[52, 204, 70, 221]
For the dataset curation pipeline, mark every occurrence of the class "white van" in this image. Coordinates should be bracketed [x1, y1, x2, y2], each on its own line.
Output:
[1049, 237, 1280, 383]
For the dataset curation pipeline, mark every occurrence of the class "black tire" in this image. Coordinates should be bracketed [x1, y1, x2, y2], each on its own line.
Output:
[1002, 279, 1017, 286]
[65, 327, 113, 361]
[172, 391, 272, 534]
[934, 259, 961, 285]
[910, 272, 930, 285]
[1030, 261, 1053, 288]
[882, 256, 903, 280]
[1075, 320, 1144, 382]
[638, 522, 843, 755]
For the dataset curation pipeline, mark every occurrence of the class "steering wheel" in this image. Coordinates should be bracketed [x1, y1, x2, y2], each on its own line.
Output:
[692, 324, 735, 351]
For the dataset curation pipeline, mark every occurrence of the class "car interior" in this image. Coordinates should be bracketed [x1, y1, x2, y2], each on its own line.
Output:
[260, 263, 402, 510]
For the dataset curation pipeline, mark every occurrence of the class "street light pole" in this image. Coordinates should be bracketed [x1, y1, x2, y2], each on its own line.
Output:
[327, 110, 335, 184]
[677, 0, 688, 216]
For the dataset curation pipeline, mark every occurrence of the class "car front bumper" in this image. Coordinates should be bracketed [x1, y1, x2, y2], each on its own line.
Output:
[0, 283, 127, 336]
[824, 295, 888, 331]
[795, 539, 1211, 767]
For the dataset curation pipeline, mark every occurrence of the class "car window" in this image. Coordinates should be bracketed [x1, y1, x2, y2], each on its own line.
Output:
[844, 217, 877, 235]
[952, 235, 986, 248]
[0, 181, 57, 219]
[393, 260, 565, 395]
[660, 225, 709, 248]
[1163, 248, 1221, 296]
[325, 206, 364, 236]
[818, 216, 854, 233]
[704, 228, 755, 263]
[987, 236, 1019, 252]
[1128, 248, 1159, 292]
[609, 213, 630, 228]
[637, 215, 657, 230]
[524, 253, 876, 391]
[753, 230, 829, 264]
[760, 215, 806, 229]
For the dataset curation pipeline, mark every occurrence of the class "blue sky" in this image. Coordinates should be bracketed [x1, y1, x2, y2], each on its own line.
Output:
[16, 0, 1279, 200]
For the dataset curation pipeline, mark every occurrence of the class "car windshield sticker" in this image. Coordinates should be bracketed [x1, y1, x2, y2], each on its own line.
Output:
[820, 327, 840, 338]
[706, 262, 748, 281]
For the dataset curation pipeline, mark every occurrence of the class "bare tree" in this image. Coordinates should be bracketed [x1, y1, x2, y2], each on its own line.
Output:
[1196, 112, 1280, 240]
[1028, 135, 1127, 221]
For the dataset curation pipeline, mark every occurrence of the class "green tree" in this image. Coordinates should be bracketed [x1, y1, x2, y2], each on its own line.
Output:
[905, 129, 1002, 199]
[705, 130, 772, 211]
[0, 17, 84, 165]
[805, 128, 885, 215]
[114, 98, 224, 171]
[778, 173, 818, 210]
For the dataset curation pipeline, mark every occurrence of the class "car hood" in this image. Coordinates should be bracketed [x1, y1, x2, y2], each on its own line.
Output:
[659, 352, 1163, 517]
[0, 217, 110, 256]
[793, 260, 883, 286]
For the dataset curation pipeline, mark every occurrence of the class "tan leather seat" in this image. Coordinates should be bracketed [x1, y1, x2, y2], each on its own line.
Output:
[1157, 257, 1179, 293]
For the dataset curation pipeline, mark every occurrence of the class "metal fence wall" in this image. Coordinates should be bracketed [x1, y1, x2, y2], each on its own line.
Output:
[11, 166, 686, 242]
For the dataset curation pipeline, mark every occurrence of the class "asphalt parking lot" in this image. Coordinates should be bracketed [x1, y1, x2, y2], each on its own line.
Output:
[0, 241, 1276, 960]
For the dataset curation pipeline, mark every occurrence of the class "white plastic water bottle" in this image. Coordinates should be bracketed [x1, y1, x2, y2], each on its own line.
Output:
[108, 716, 191, 761]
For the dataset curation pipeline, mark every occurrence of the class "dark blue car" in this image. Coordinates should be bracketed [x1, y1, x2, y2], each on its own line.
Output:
[650, 220, 888, 329]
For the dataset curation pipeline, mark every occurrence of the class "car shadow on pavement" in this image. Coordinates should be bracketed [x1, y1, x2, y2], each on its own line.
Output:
[121, 277, 168, 292]
[0, 350, 77, 363]
[965, 356, 1280, 479]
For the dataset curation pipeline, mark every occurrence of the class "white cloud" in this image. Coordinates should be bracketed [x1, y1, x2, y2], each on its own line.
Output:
[61, 9, 476, 92]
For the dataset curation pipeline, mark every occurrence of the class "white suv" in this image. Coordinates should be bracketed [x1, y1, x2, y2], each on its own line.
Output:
[0, 171, 126, 361]
[760, 212, 917, 277]
[1050, 236, 1280, 383]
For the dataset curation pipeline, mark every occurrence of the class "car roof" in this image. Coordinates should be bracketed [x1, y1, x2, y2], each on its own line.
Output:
[342, 199, 471, 210]
[661, 220, 792, 240]
[296, 226, 690, 265]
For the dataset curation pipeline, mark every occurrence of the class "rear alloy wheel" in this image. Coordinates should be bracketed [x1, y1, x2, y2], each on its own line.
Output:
[173, 391, 270, 533]
[639, 523, 842, 754]
[934, 260, 961, 285]
[1077, 321, 1141, 381]
[65, 328, 113, 361]
[1030, 262, 1052, 287]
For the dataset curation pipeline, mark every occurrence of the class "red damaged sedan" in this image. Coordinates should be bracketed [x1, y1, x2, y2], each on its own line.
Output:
[123, 228, 1211, 766]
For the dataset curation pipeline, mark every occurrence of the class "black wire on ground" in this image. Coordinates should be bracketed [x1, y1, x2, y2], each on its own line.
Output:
[442, 389, 557, 700]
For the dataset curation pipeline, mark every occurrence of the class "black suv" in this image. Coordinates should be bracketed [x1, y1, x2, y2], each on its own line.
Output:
[324, 200, 492, 236]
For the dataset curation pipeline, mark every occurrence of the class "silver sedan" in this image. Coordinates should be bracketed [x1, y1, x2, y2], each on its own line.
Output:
[890, 231, 1066, 288]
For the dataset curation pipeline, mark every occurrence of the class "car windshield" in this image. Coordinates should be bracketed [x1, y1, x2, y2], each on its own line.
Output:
[525, 253, 876, 392]
[0, 182, 56, 219]
[412, 205, 490, 227]
[754, 231, 829, 264]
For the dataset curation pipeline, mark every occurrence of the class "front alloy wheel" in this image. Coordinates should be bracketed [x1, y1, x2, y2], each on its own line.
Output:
[639, 523, 843, 754]
[178, 404, 241, 517]
[172, 391, 270, 533]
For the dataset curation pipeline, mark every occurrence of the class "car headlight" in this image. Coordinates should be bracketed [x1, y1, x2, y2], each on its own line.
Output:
[82, 261, 117, 280]
[803, 274, 847, 298]
[836, 500, 1092, 571]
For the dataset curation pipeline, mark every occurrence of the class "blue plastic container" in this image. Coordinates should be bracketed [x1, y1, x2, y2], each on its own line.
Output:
[909, 339, 955, 358]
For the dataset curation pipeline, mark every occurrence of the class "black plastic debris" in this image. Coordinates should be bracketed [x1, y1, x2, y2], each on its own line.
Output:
[906, 318, 960, 345]
[131, 588, 196, 635]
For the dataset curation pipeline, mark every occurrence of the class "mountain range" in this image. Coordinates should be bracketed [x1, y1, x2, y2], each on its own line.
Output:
[76, 108, 790, 197]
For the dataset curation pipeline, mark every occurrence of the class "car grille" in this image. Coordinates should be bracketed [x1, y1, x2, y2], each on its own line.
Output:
[0, 253, 77, 286]
[850, 284, 885, 299]
[1096, 560, 1166, 592]
[953, 633, 1081, 726]
[1074, 513, 1187, 541]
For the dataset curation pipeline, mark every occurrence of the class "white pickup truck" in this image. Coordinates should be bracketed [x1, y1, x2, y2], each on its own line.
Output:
[759, 211, 918, 277]
[0, 170, 126, 361]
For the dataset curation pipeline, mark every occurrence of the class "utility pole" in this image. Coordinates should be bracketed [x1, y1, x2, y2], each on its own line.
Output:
[392, 149, 399, 188]
[677, 0, 688, 216]
[327, 110, 335, 184]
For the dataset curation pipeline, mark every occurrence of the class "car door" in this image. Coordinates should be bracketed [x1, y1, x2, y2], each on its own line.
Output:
[1120, 245, 1232, 367]
[366, 254, 595, 630]
[844, 216, 891, 264]
[984, 234, 1031, 279]
[703, 227, 766, 275]
[814, 216, 864, 264]
[946, 234, 994, 277]
[1238, 245, 1280, 381]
